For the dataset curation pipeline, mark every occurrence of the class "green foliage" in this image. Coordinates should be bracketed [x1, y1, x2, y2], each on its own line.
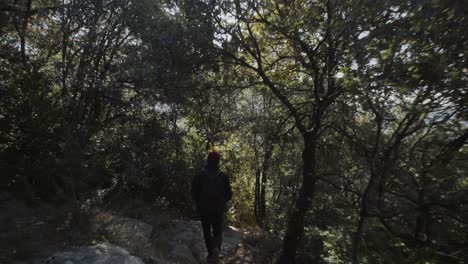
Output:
[0, 0, 211, 207]
[0, 0, 466, 263]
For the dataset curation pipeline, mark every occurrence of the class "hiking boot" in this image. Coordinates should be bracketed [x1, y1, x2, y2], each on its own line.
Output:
[212, 248, 220, 260]
[206, 255, 219, 264]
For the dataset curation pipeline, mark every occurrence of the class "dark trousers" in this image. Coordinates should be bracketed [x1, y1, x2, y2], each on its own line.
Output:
[200, 212, 223, 256]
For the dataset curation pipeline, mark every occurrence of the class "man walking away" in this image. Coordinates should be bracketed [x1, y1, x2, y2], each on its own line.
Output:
[191, 151, 232, 262]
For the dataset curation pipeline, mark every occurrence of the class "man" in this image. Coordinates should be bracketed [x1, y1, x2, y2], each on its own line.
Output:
[191, 151, 232, 261]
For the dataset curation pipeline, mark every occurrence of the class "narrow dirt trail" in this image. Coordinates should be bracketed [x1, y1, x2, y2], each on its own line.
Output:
[220, 243, 255, 264]
[1, 197, 265, 264]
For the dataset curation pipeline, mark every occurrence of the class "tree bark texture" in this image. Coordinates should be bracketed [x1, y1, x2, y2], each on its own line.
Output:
[277, 135, 317, 263]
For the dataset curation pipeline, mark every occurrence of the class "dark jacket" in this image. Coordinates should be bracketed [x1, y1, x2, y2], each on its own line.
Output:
[191, 167, 232, 214]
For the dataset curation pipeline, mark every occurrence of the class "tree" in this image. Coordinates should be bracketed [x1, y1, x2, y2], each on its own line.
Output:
[211, 0, 363, 261]
[0, 0, 216, 207]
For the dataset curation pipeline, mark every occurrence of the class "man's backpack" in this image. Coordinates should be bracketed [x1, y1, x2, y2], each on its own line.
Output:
[199, 171, 226, 215]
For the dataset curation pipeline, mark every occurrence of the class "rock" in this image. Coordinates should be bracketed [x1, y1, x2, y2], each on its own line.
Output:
[157, 219, 242, 263]
[170, 244, 196, 263]
[90, 213, 244, 264]
[222, 226, 243, 251]
[44, 243, 144, 264]
[95, 214, 154, 257]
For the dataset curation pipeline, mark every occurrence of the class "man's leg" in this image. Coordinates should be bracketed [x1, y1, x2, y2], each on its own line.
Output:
[201, 215, 213, 256]
[212, 213, 223, 253]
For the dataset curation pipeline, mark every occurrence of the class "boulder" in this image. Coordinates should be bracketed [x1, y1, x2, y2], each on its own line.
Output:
[90, 213, 244, 264]
[169, 244, 196, 263]
[44, 243, 144, 264]
[95, 214, 154, 257]
[158, 219, 242, 263]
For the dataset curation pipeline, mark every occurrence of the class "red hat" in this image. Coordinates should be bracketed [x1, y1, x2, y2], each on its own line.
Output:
[207, 151, 221, 167]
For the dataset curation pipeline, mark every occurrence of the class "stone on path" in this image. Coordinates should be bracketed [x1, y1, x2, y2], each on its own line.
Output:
[165, 220, 243, 263]
[94, 213, 154, 257]
[44, 243, 144, 264]
[45, 213, 245, 264]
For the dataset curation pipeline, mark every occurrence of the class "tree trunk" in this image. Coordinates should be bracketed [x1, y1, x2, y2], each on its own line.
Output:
[277, 135, 317, 263]
[351, 210, 366, 264]
[254, 167, 261, 223]
[259, 144, 273, 225]
[351, 164, 378, 264]
[414, 173, 432, 246]
[260, 170, 267, 222]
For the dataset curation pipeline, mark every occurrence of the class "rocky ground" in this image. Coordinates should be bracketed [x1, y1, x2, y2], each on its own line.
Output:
[0, 195, 278, 264]
[43, 215, 247, 264]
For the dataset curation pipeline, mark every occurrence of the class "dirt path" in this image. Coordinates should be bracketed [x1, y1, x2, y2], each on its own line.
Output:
[221, 242, 255, 264]
[1, 197, 263, 264]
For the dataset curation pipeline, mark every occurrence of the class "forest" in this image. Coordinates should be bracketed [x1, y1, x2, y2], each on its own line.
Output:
[0, 0, 466, 263]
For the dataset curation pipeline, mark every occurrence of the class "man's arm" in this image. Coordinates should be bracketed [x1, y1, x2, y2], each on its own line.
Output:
[224, 173, 232, 203]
